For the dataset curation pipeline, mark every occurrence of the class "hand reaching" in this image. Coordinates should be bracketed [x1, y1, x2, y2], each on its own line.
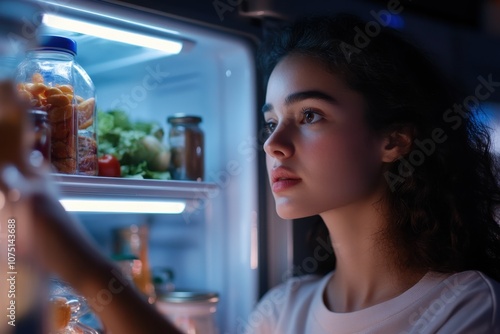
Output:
[0, 80, 181, 334]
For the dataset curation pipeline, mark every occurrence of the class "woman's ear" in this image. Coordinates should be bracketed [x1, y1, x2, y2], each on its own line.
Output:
[380, 126, 414, 163]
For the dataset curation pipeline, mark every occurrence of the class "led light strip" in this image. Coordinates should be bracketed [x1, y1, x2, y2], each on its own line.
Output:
[60, 199, 186, 214]
[42, 14, 183, 54]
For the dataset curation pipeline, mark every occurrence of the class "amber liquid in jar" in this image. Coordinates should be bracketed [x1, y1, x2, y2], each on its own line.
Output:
[167, 114, 204, 181]
[112, 225, 156, 304]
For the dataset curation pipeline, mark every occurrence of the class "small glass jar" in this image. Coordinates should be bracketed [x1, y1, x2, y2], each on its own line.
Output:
[28, 110, 51, 163]
[15, 35, 97, 175]
[112, 254, 142, 282]
[167, 114, 204, 181]
[156, 291, 219, 334]
[112, 225, 156, 304]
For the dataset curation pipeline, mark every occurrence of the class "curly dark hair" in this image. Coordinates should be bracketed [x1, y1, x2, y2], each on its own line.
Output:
[258, 14, 500, 280]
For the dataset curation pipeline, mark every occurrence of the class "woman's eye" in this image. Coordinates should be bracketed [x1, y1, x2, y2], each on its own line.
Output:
[303, 110, 323, 124]
[263, 121, 277, 135]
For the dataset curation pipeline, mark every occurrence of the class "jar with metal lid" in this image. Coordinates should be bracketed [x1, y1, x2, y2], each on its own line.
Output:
[28, 109, 51, 164]
[15, 35, 97, 175]
[167, 114, 204, 181]
[156, 291, 219, 334]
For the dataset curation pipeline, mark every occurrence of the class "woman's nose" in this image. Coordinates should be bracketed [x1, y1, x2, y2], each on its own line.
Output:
[263, 123, 294, 160]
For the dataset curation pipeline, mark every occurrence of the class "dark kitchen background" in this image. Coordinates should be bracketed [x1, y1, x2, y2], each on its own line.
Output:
[116, 0, 500, 100]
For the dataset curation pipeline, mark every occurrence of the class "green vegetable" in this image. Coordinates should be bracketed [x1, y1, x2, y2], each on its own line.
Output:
[150, 150, 171, 172]
[132, 135, 164, 163]
[97, 110, 171, 180]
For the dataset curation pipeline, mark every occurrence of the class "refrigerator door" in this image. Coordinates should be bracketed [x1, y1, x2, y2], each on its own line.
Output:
[28, 0, 261, 332]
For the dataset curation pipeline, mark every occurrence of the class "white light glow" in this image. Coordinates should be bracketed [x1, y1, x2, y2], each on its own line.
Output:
[60, 199, 186, 214]
[42, 14, 183, 55]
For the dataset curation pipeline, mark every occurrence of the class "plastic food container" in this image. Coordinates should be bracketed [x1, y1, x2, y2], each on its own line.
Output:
[49, 279, 99, 334]
[156, 291, 219, 334]
[15, 35, 97, 175]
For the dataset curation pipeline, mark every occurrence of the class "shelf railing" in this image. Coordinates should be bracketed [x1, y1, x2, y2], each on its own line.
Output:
[51, 174, 218, 201]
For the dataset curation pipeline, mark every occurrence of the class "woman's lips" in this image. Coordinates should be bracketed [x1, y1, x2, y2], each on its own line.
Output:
[270, 167, 301, 193]
[272, 178, 302, 192]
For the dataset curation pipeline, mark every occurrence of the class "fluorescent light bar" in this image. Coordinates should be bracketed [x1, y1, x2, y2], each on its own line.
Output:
[60, 199, 186, 214]
[42, 14, 183, 55]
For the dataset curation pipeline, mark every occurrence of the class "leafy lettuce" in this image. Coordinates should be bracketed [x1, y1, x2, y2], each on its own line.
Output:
[97, 110, 171, 180]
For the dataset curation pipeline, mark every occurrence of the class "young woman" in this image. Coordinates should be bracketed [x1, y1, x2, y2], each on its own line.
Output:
[2, 13, 499, 334]
[245, 14, 500, 333]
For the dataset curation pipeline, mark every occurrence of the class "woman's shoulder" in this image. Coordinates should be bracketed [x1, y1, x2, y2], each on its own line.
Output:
[425, 270, 500, 333]
[242, 273, 332, 334]
[443, 270, 500, 294]
[423, 270, 500, 310]
[257, 272, 329, 309]
[272, 272, 332, 302]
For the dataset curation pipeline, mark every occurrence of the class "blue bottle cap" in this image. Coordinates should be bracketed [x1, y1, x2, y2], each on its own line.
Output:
[37, 35, 77, 56]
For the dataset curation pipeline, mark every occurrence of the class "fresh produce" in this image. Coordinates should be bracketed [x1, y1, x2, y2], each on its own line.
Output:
[97, 110, 171, 179]
[98, 154, 121, 177]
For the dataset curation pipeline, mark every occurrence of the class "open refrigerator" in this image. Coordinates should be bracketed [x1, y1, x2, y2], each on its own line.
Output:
[11, 0, 276, 332]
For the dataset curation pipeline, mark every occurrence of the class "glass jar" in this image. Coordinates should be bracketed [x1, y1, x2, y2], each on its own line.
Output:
[156, 291, 219, 334]
[167, 114, 204, 181]
[112, 225, 156, 303]
[15, 35, 97, 175]
[28, 110, 51, 164]
[112, 253, 146, 294]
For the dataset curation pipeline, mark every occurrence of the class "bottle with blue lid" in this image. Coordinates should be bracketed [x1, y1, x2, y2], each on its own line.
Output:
[15, 35, 97, 175]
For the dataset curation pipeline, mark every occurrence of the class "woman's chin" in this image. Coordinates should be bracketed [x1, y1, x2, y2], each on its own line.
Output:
[275, 205, 316, 220]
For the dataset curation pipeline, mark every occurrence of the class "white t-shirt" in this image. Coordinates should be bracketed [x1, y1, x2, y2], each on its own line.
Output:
[243, 270, 500, 333]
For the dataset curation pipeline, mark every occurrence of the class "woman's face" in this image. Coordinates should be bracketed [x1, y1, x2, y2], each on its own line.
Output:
[263, 54, 385, 219]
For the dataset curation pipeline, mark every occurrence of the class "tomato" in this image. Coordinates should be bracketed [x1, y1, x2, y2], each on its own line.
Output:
[98, 154, 121, 177]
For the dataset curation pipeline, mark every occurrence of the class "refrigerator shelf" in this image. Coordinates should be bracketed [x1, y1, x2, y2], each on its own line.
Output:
[52, 174, 217, 200]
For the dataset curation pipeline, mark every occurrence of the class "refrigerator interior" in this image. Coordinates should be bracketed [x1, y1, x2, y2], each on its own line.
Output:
[34, 0, 260, 331]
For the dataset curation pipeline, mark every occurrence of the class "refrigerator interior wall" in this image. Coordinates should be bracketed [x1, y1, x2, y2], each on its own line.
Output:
[37, 0, 259, 331]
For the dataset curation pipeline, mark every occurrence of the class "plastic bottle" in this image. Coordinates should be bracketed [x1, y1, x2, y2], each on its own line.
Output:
[15, 35, 97, 175]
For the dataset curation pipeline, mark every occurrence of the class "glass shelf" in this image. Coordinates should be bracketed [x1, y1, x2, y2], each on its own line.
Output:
[51, 174, 218, 200]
